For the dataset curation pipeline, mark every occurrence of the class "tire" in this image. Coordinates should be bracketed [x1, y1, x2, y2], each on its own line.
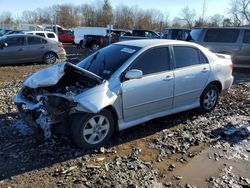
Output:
[44, 52, 57, 64]
[70, 109, 115, 149]
[91, 43, 100, 51]
[80, 40, 85, 49]
[200, 85, 219, 112]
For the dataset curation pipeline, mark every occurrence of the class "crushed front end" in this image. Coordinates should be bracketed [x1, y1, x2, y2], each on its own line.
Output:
[13, 62, 104, 139]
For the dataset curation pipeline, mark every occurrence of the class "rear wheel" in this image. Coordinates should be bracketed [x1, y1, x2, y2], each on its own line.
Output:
[80, 40, 85, 49]
[91, 43, 100, 51]
[70, 110, 114, 148]
[200, 85, 219, 112]
[44, 52, 57, 64]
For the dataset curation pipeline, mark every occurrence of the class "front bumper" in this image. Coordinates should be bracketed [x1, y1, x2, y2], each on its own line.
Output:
[14, 92, 55, 138]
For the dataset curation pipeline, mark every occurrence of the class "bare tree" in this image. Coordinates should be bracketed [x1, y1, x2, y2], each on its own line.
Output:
[239, 0, 250, 24]
[80, 4, 96, 26]
[223, 18, 233, 26]
[208, 14, 225, 27]
[180, 6, 197, 28]
[229, 0, 242, 26]
[114, 4, 134, 29]
[0, 11, 14, 28]
[229, 0, 250, 25]
[101, 0, 113, 26]
[171, 17, 183, 28]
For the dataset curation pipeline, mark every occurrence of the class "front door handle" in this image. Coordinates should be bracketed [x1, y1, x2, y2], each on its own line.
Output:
[163, 75, 174, 81]
[201, 67, 209, 73]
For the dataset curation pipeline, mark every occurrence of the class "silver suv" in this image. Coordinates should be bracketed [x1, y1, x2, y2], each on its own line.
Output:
[189, 27, 250, 68]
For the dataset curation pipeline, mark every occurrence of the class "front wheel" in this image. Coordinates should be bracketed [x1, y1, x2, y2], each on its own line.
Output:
[70, 110, 114, 148]
[91, 43, 100, 51]
[200, 85, 219, 112]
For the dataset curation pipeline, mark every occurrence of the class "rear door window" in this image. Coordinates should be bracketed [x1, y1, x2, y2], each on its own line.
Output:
[173, 46, 201, 68]
[204, 29, 240, 43]
[35, 33, 46, 37]
[243, 30, 250, 43]
[27, 36, 42, 45]
[131, 47, 171, 75]
[47, 33, 56, 38]
[5, 36, 25, 47]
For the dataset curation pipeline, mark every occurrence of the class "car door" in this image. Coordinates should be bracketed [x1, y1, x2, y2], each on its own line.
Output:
[23, 36, 46, 62]
[0, 36, 26, 64]
[172, 46, 210, 108]
[122, 47, 174, 122]
[235, 29, 250, 67]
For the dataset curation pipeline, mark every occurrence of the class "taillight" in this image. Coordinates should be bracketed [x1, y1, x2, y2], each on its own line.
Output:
[58, 44, 64, 49]
[100, 37, 104, 45]
[230, 63, 234, 71]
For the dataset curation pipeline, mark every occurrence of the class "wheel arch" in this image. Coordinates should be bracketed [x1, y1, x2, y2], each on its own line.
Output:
[104, 105, 119, 131]
[206, 80, 222, 93]
[44, 51, 58, 58]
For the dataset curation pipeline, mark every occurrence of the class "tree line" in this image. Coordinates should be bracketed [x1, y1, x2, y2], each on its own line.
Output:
[0, 0, 249, 30]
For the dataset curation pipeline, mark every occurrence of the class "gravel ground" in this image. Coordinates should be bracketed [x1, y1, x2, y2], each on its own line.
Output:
[0, 45, 249, 187]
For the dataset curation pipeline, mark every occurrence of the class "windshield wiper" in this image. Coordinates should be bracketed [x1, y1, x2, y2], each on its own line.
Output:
[85, 51, 99, 70]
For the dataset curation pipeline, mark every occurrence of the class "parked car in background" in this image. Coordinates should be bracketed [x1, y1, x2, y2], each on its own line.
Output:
[73, 27, 107, 47]
[24, 31, 59, 42]
[119, 29, 160, 41]
[82, 29, 132, 51]
[0, 29, 12, 36]
[189, 27, 250, 68]
[0, 34, 66, 65]
[4, 30, 25, 35]
[163, 28, 191, 41]
[14, 39, 233, 148]
[58, 29, 74, 43]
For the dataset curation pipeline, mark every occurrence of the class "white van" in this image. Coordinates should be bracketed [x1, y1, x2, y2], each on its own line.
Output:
[24, 31, 59, 42]
[73, 27, 107, 46]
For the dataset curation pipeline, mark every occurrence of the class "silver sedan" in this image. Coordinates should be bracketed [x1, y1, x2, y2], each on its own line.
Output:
[0, 34, 66, 65]
[14, 39, 234, 148]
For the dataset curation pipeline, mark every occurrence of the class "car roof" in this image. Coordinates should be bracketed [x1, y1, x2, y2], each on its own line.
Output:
[192, 27, 250, 30]
[116, 39, 193, 48]
[4, 34, 53, 41]
[5, 34, 44, 37]
[25, 31, 56, 34]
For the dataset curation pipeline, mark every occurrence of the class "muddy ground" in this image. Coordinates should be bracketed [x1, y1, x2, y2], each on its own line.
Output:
[0, 44, 249, 188]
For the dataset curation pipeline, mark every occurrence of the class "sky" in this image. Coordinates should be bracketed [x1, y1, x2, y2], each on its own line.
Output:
[0, 0, 231, 19]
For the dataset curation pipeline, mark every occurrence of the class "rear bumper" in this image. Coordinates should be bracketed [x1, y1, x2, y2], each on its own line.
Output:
[223, 76, 234, 90]
[58, 51, 66, 60]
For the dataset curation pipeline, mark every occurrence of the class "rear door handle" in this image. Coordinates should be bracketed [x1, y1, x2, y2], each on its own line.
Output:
[163, 75, 174, 81]
[201, 68, 209, 73]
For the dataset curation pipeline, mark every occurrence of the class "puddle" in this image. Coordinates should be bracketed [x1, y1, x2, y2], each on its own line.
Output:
[157, 119, 250, 187]
[171, 145, 250, 187]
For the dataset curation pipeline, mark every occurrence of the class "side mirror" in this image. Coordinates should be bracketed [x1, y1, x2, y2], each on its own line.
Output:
[125, 69, 143, 80]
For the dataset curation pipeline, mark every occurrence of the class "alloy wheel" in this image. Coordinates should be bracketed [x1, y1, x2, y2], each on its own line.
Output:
[83, 115, 110, 145]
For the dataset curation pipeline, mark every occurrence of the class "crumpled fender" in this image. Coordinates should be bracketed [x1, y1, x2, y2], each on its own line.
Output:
[23, 62, 66, 88]
[74, 81, 118, 113]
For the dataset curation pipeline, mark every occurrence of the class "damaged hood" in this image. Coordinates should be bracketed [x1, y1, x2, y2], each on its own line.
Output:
[23, 62, 103, 89]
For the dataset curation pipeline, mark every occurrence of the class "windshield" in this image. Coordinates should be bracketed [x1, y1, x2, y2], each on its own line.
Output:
[78, 44, 141, 79]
